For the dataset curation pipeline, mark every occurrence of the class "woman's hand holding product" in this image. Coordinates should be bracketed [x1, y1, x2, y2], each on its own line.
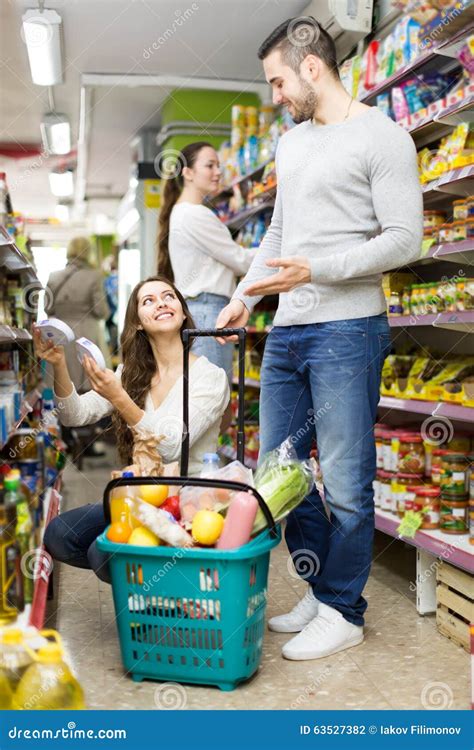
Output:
[32, 325, 66, 366]
[82, 355, 124, 403]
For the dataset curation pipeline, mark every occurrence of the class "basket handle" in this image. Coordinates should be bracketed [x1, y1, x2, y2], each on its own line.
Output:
[102, 475, 278, 538]
[181, 328, 246, 477]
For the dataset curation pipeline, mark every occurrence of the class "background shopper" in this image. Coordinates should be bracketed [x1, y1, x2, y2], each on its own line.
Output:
[40, 276, 230, 583]
[157, 141, 256, 382]
[217, 17, 423, 661]
[45, 236, 110, 394]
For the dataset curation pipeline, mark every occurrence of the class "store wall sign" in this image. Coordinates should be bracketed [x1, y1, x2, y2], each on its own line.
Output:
[144, 180, 161, 209]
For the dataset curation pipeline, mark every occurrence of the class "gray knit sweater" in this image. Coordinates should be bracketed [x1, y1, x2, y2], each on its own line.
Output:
[233, 107, 423, 325]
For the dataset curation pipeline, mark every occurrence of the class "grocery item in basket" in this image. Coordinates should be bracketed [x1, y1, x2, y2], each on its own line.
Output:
[75, 337, 106, 370]
[128, 496, 193, 547]
[136, 483, 168, 507]
[192, 510, 224, 546]
[179, 459, 253, 523]
[128, 527, 160, 547]
[106, 521, 132, 543]
[251, 439, 314, 534]
[36, 318, 75, 347]
[217, 491, 259, 550]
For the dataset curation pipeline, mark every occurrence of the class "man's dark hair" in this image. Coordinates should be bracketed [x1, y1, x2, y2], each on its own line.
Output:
[258, 16, 340, 79]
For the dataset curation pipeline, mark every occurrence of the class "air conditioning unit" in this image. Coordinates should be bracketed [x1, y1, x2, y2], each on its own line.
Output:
[326, 0, 374, 58]
[303, 0, 375, 59]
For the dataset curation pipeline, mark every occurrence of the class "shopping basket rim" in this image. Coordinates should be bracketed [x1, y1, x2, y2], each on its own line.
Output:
[96, 524, 281, 560]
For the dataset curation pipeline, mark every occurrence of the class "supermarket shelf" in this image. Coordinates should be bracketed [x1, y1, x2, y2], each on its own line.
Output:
[0, 387, 42, 449]
[232, 375, 261, 389]
[0, 325, 33, 343]
[389, 310, 474, 332]
[218, 445, 257, 471]
[361, 20, 474, 104]
[0, 226, 41, 286]
[212, 157, 276, 200]
[375, 508, 473, 575]
[223, 200, 275, 229]
[425, 238, 474, 265]
[378, 396, 474, 423]
[408, 95, 474, 148]
[422, 165, 474, 204]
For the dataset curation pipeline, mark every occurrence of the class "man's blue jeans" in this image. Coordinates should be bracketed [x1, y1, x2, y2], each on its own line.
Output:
[259, 314, 391, 626]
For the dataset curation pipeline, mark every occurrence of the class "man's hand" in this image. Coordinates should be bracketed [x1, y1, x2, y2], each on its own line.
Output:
[244, 256, 311, 297]
[83, 356, 125, 404]
[215, 299, 250, 343]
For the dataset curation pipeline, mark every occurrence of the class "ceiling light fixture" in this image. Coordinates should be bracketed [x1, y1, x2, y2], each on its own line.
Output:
[40, 112, 71, 155]
[22, 8, 63, 86]
[49, 170, 74, 198]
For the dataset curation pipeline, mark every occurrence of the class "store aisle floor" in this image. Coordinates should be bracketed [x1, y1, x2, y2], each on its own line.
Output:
[46, 451, 471, 710]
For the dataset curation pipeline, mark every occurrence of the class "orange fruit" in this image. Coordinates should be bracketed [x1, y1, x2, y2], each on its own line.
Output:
[137, 484, 169, 507]
[107, 521, 132, 543]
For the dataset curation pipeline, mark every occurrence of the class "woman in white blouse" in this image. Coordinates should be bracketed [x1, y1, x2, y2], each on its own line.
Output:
[36, 276, 229, 583]
[157, 141, 256, 382]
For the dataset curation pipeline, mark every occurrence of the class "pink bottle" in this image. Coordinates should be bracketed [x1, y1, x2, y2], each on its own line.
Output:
[216, 491, 259, 550]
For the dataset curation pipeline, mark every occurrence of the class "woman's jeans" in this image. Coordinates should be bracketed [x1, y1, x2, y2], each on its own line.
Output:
[186, 293, 234, 382]
[44, 504, 111, 584]
[259, 314, 392, 627]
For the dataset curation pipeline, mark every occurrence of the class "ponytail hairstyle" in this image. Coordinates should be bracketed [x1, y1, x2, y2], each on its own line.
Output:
[157, 141, 213, 282]
[112, 275, 196, 465]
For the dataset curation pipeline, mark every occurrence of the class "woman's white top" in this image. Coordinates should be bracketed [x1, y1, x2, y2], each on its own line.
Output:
[169, 202, 256, 299]
[54, 356, 230, 476]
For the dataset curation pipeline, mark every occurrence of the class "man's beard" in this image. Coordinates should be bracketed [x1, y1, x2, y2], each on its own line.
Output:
[290, 80, 317, 124]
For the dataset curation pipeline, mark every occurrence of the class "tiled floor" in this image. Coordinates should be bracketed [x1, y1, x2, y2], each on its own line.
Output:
[45, 448, 471, 710]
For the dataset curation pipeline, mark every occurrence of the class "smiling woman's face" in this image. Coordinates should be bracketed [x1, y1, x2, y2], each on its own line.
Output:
[137, 280, 185, 335]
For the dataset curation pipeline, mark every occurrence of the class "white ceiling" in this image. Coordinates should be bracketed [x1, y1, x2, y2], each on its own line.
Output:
[1, 0, 337, 222]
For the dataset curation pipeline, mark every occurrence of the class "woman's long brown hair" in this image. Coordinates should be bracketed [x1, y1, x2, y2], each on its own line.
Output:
[156, 141, 213, 281]
[112, 275, 196, 465]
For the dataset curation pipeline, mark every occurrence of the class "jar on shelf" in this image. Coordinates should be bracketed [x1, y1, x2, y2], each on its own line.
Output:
[445, 434, 471, 454]
[452, 199, 468, 221]
[440, 493, 469, 535]
[438, 223, 453, 244]
[397, 433, 425, 474]
[401, 287, 411, 315]
[412, 485, 441, 529]
[374, 425, 387, 469]
[466, 218, 474, 238]
[469, 453, 474, 501]
[440, 453, 469, 496]
[452, 220, 467, 242]
[373, 471, 382, 508]
[389, 431, 402, 472]
[381, 430, 393, 471]
[395, 473, 424, 517]
[431, 449, 450, 485]
[464, 278, 474, 310]
[388, 291, 402, 316]
[409, 285, 419, 316]
[379, 470, 394, 512]
[423, 210, 445, 230]
[443, 279, 457, 312]
[467, 195, 474, 219]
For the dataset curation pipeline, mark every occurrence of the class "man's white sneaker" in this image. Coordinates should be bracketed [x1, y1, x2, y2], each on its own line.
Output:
[268, 587, 319, 633]
[282, 602, 364, 660]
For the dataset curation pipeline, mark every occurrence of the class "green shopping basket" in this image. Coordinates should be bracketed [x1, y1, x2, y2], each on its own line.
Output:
[97, 328, 281, 691]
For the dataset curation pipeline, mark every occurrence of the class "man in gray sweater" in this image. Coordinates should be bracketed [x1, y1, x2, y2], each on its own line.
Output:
[217, 17, 423, 661]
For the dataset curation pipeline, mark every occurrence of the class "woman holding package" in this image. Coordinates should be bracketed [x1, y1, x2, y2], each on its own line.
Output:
[157, 141, 256, 383]
[38, 275, 230, 583]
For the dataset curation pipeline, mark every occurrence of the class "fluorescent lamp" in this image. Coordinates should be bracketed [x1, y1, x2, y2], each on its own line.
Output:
[22, 8, 63, 86]
[55, 204, 70, 222]
[40, 112, 71, 155]
[49, 170, 74, 198]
